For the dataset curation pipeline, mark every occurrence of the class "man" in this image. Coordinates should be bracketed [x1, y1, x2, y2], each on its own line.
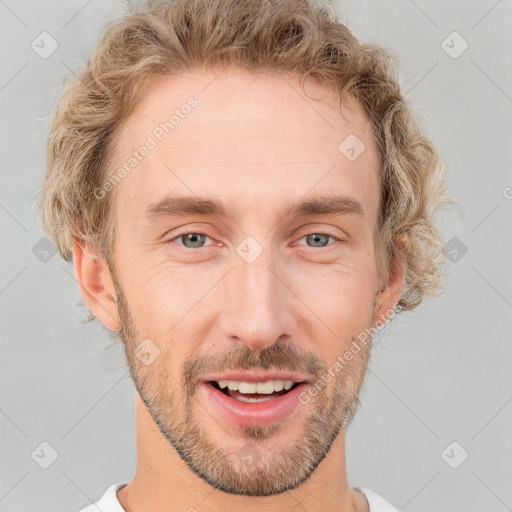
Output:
[38, 0, 451, 510]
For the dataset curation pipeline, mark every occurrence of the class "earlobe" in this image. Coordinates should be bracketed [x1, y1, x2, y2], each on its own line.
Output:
[373, 251, 407, 328]
[73, 240, 121, 331]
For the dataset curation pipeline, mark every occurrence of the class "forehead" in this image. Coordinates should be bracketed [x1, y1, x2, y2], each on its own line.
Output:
[109, 68, 381, 226]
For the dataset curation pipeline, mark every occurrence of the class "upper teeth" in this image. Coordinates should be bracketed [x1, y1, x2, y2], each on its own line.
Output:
[217, 380, 295, 394]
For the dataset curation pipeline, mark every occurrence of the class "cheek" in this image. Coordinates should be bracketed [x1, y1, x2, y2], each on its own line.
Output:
[117, 254, 222, 336]
[293, 263, 376, 348]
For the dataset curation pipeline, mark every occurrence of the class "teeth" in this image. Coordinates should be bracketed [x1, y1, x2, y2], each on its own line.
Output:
[217, 379, 296, 394]
[283, 380, 294, 391]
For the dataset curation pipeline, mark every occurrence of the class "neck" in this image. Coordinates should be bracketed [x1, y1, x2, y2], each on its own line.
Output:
[117, 394, 367, 512]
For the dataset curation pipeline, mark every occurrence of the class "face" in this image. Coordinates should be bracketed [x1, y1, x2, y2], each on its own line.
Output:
[97, 67, 390, 496]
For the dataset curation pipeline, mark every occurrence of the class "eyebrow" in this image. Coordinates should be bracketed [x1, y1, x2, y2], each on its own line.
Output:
[144, 194, 366, 222]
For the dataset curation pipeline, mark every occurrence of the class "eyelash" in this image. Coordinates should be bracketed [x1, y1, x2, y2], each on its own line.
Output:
[168, 231, 343, 250]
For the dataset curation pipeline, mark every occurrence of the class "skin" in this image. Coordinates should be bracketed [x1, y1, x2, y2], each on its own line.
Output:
[74, 66, 404, 512]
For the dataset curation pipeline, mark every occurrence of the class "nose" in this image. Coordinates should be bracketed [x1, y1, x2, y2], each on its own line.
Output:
[219, 243, 296, 352]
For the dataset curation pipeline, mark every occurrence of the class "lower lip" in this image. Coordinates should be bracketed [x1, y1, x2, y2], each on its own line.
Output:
[200, 382, 308, 427]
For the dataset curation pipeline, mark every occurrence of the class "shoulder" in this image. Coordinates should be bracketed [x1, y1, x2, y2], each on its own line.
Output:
[76, 483, 128, 512]
[356, 487, 400, 512]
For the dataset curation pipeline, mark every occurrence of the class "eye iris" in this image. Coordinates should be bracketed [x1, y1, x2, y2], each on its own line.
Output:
[307, 234, 330, 248]
[178, 233, 332, 249]
[182, 233, 206, 248]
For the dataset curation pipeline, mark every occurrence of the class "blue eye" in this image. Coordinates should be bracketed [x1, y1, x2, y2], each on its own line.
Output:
[171, 232, 213, 249]
[169, 232, 341, 250]
[299, 233, 341, 248]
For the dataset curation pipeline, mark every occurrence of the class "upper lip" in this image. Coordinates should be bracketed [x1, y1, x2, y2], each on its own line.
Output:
[199, 369, 311, 384]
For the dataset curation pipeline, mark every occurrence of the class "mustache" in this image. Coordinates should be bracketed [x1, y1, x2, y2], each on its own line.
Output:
[182, 343, 326, 391]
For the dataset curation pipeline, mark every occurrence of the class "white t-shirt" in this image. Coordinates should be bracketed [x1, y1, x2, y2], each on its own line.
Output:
[77, 482, 399, 511]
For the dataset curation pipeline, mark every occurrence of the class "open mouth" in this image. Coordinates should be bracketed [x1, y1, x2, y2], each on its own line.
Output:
[200, 378, 309, 426]
[208, 380, 303, 403]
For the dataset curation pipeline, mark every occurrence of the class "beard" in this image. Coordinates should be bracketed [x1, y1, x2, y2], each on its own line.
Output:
[111, 268, 375, 497]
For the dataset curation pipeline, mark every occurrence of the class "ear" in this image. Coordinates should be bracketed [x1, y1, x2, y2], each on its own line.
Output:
[372, 244, 407, 328]
[73, 240, 120, 331]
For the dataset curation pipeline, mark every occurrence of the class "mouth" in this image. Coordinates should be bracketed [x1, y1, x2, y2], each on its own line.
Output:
[208, 379, 303, 402]
[199, 377, 310, 427]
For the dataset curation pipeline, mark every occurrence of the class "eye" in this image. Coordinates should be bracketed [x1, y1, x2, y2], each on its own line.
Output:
[297, 233, 342, 248]
[167, 231, 343, 250]
[170, 232, 214, 249]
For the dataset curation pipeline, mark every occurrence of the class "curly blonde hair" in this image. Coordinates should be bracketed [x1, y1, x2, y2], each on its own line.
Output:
[38, 0, 455, 313]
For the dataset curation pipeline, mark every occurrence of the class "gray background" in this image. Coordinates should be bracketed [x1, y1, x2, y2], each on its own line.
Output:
[1, 1, 511, 511]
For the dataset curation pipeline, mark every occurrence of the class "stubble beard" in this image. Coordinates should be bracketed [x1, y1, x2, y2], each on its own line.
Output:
[111, 270, 374, 496]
